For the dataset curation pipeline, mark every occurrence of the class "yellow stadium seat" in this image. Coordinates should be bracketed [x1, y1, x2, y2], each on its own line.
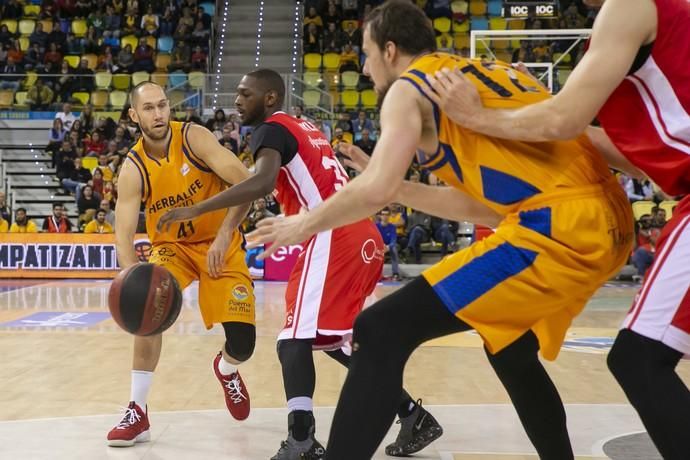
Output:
[109, 90, 128, 109]
[495, 50, 512, 63]
[0, 20, 17, 34]
[154, 53, 171, 71]
[323, 53, 340, 71]
[81, 53, 98, 70]
[14, 91, 28, 108]
[489, 17, 507, 30]
[433, 17, 451, 33]
[82, 156, 98, 171]
[340, 90, 359, 109]
[303, 53, 322, 70]
[0, 90, 15, 108]
[508, 19, 526, 29]
[302, 90, 321, 108]
[39, 19, 53, 32]
[120, 34, 139, 51]
[145, 35, 156, 49]
[23, 4, 41, 16]
[18, 19, 35, 36]
[631, 200, 655, 220]
[660, 200, 678, 219]
[341, 20, 358, 30]
[453, 20, 470, 33]
[469, 0, 487, 16]
[94, 72, 112, 89]
[131, 71, 150, 86]
[167, 90, 185, 108]
[18, 37, 30, 52]
[90, 90, 109, 109]
[324, 71, 339, 89]
[71, 19, 87, 37]
[557, 69, 572, 87]
[64, 55, 80, 68]
[437, 34, 454, 50]
[451, 0, 469, 15]
[151, 73, 169, 87]
[188, 71, 205, 90]
[341, 71, 359, 89]
[554, 52, 573, 68]
[71, 92, 90, 105]
[454, 33, 471, 50]
[360, 89, 377, 109]
[112, 74, 131, 90]
[22, 71, 37, 90]
[303, 71, 321, 87]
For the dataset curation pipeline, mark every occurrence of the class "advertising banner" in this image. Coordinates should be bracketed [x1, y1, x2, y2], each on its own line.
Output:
[263, 244, 303, 281]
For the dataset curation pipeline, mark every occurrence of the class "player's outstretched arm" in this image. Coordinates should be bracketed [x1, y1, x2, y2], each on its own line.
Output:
[423, 0, 656, 141]
[340, 142, 501, 227]
[114, 159, 144, 269]
[157, 125, 281, 232]
[247, 81, 423, 257]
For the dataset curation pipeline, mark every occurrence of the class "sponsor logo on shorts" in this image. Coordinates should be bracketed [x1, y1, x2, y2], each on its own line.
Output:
[232, 284, 250, 301]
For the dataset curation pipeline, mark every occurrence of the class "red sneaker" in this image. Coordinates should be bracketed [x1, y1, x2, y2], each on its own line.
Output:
[107, 402, 150, 447]
[213, 352, 250, 420]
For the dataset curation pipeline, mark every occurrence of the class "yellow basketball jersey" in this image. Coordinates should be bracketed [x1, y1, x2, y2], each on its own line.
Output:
[127, 121, 242, 248]
[401, 53, 613, 214]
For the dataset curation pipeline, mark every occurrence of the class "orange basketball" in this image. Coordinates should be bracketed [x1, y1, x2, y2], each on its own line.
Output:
[108, 263, 183, 336]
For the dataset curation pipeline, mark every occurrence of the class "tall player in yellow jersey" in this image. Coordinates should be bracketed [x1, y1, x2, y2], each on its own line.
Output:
[107, 82, 256, 447]
[248, 1, 634, 458]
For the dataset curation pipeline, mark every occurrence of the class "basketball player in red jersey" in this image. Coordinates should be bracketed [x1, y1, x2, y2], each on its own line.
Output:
[423, 0, 690, 457]
[158, 69, 443, 459]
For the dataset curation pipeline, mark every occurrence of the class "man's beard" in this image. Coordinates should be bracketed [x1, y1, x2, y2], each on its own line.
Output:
[143, 123, 170, 141]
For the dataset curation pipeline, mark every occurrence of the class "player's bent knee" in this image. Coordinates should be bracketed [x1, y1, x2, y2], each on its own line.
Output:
[222, 322, 256, 362]
[277, 338, 313, 365]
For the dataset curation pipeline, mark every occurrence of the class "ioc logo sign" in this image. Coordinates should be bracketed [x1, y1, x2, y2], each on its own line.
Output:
[536, 4, 555, 16]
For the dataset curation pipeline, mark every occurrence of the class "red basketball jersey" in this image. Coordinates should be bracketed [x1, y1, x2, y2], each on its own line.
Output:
[597, 0, 690, 196]
[262, 112, 349, 216]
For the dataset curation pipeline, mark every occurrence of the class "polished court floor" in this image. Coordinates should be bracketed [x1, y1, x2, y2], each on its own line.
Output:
[0, 279, 688, 459]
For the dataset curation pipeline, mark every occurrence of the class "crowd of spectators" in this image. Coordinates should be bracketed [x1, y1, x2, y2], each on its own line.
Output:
[0, 0, 213, 109]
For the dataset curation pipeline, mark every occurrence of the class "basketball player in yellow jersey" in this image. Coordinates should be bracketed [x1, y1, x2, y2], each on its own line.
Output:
[107, 82, 256, 447]
[248, 2, 634, 458]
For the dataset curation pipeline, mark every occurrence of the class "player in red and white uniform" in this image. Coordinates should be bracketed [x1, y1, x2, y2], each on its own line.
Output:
[158, 69, 443, 459]
[419, 0, 690, 457]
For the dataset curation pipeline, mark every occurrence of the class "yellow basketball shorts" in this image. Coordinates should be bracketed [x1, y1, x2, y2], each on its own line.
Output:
[423, 179, 634, 360]
[148, 241, 255, 329]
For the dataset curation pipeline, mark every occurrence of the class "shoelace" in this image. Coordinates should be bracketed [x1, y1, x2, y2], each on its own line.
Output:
[115, 406, 141, 430]
[223, 376, 247, 404]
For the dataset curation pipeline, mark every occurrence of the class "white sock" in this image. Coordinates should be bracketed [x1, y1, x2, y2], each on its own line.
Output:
[218, 356, 238, 376]
[287, 396, 313, 413]
[130, 370, 153, 410]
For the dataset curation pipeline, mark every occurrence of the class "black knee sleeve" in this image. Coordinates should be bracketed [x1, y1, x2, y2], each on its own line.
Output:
[277, 338, 316, 400]
[222, 322, 256, 362]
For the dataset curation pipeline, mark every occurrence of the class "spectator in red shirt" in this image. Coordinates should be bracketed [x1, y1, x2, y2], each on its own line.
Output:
[191, 45, 207, 70]
[84, 131, 106, 156]
[632, 214, 661, 282]
[42, 203, 73, 233]
[43, 42, 63, 68]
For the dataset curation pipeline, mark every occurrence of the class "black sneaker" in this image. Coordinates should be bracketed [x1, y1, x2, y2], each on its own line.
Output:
[385, 400, 443, 457]
[272, 412, 326, 460]
[271, 436, 325, 460]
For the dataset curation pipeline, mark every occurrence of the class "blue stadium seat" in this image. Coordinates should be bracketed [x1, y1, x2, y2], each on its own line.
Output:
[200, 2, 214, 16]
[471, 17, 489, 30]
[487, 0, 503, 16]
[168, 71, 188, 88]
[157, 36, 174, 53]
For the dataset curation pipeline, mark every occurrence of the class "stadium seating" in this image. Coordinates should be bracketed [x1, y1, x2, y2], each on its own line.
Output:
[157, 36, 174, 54]
[632, 201, 655, 220]
[360, 89, 377, 109]
[341, 71, 359, 89]
[71, 92, 90, 106]
[469, 0, 487, 16]
[131, 72, 151, 86]
[303, 72, 321, 87]
[19, 19, 35, 35]
[303, 90, 321, 108]
[433, 17, 452, 33]
[0, 91, 13, 109]
[340, 90, 359, 110]
[71, 19, 88, 37]
[304, 53, 323, 71]
[63, 55, 80, 68]
[168, 72, 188, 88]
[0, 19, 17, 33]
[188, 71, 205, 90]
[14, 91, 28, 108]
[151, 73, 169, 87]
[95, 72, 113, 90]
[155, 54, 172, 71]
[90, 91, 109, 109]
[109, 91, 128, 110]
[323, 53, 340, 72]
[112, 74, 131, 91]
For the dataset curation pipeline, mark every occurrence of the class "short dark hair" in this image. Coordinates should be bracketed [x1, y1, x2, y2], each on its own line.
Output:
[53, 202, 63, 210]
[245, 68, 286, 107]
[16, 207, 26, 213]
[364, 0, 436, 55]
[96, 208, 107, 215]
